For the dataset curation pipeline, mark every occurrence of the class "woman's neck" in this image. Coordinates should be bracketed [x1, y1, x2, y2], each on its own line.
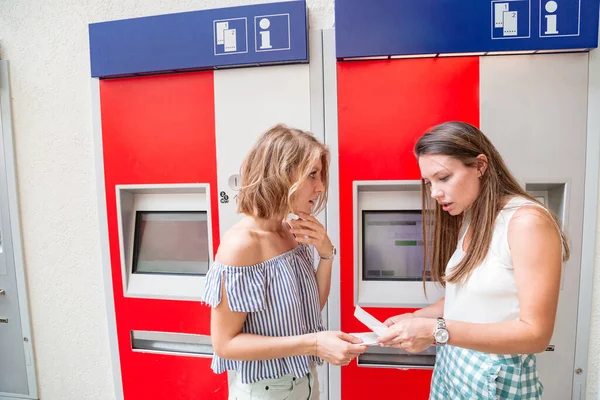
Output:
[246, 215, 286, 233]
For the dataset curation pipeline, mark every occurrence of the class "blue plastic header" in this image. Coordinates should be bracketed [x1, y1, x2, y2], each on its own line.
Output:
[335, 0, 600, 58]
[89, 1, 307, 77]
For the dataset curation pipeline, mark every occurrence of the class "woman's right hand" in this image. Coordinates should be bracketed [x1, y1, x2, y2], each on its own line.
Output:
[314, 331, 368, 366]
[383, 312, 415, 327]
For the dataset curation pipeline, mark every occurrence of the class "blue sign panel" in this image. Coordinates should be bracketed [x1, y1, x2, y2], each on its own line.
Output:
[89, 1, 307, 78]
[335, 0, 599, 58]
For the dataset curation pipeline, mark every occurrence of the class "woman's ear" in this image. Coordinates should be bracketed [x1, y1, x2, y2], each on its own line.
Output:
[476, 154, 488, 177]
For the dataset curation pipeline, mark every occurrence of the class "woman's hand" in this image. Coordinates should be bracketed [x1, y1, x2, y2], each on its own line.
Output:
[377, 317, 437, 353]
[289, 212, 334, 258]
[383, 312, 415, 327]
[314, 331, 368, 366]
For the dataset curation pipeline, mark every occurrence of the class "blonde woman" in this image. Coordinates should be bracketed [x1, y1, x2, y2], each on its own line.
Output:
[203, 124, 367, 400]
[377, 121, 569, 399]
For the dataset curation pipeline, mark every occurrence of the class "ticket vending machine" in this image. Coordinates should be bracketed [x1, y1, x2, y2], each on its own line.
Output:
[329, 4, 595, 394]
[334, 56, 481, 399]
[90, 3, 330, 399]
[90, 1, 599, 399]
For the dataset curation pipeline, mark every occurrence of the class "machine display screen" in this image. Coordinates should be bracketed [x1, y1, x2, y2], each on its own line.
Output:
[132, 211, 210, 275]
[362, 210, 428, 281]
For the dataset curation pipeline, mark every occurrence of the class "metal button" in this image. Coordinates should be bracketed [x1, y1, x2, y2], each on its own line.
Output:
[228, 174, 241, 191]
[0, 289, 5, 296]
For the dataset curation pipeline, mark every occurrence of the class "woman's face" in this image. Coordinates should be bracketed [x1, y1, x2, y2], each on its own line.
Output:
[418, 154, 485, 216]
[290, 158, 325, 215]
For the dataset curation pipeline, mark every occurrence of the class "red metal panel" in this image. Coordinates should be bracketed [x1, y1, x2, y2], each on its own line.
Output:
[337, 57, 480, 399]
[100, 72, 227, 399]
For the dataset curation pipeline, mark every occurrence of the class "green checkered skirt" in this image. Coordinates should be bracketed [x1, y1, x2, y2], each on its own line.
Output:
[430, 345, 543, 399]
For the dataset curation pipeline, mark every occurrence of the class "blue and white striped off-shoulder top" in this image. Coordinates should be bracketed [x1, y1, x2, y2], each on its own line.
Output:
[202, 243, 325, 384]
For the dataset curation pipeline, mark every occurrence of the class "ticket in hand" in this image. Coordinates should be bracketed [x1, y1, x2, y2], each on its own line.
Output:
[349, 331, 380, 346]
[350, 306, 390, 345]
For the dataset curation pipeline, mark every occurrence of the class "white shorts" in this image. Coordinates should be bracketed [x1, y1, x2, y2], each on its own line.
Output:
[228, 365, 319, 400]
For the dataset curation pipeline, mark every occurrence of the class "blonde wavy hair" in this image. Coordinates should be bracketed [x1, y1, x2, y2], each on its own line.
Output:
[236, 124, 330, 220]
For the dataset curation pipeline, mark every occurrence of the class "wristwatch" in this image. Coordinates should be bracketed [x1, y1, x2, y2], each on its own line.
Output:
[433, 317, 450, 346]
[320, 245, 337, 260]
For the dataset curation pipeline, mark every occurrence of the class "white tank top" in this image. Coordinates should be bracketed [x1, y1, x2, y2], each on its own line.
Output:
[443, 197, 545, 323]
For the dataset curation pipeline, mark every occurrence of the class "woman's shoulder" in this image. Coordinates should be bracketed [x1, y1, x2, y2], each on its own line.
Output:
[215, 224, 262, 267]
[215, 218, 308, 268]
[509, 205, 555, 232]
[502, 196, 550, 221]
[506, 197, 560, 247]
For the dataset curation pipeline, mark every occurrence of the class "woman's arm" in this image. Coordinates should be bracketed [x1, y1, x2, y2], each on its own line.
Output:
[211, 279, 313, 360]
[211, 227, 367, 364]
[211, 280, 367, 364]
[413, 297, 445, 318]
[315, 257, 334, 310]
[378, 206, 562, 355]
[290, 212, 335, 310]
[383, 298, 445, 326]
[445, 206, 561, 353]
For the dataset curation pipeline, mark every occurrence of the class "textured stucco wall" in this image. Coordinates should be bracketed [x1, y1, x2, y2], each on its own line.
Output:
[0, 1, 332, 399]
[1, 0, 599, 399]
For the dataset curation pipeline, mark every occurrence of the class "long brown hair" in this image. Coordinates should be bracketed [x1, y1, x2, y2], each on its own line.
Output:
[237, 124, 330, 220]
[414, 121, 569, 286]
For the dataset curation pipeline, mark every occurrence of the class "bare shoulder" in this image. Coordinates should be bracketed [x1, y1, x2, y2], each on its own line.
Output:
[508, 205, 561, 247]
[215, 225, 262, 267]
[510, 205, 555, 230]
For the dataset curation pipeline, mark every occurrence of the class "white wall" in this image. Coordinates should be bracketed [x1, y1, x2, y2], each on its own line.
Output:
[1, 1, 599, 399]
[0, 1, 332, 400]
[590, 195, 600, 399]
[587, 36, 600, 398]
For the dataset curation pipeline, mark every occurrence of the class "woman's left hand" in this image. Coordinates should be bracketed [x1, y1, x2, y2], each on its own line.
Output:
[289, 212, 334, 258]
[376, 317, 437, 353]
